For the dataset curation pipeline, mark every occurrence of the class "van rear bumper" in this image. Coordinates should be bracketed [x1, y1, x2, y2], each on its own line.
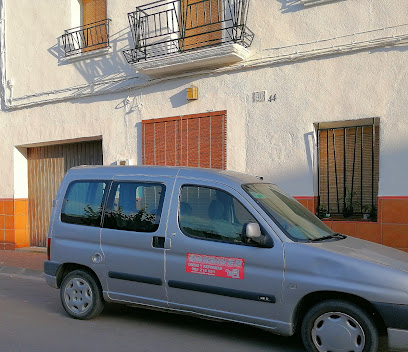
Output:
[44, 260, 61, 288]
[44, 273, 58, 288]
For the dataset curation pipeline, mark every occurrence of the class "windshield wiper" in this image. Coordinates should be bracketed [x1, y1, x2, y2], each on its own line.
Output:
[308, 232, 347, 242]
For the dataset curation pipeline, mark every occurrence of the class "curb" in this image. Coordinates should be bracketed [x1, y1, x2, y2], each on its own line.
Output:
[0, 265, 44, 279]
[15, 247, 47, 254]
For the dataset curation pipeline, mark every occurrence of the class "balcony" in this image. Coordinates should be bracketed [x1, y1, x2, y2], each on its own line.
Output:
[62, 19, 111, 58]
[123, 0, 254, 77]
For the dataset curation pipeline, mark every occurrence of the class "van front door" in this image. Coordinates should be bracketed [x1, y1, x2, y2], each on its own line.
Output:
[100, 176, 173, 307]
[165, 179, 285, 329]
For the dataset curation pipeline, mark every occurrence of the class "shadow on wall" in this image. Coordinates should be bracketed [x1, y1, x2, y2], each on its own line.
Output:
[47, 26, 148, 96]
[170, 89, 189, 108]
[72, 28, 135, 81]
[267, 132, 408, 199]
[132, 75, 199, 110]
[245, 130, 316, 196]
[380, 146, 408, 196]
[262, 162, 314, 196]
[115, 94, 144, 115]
[371, 45, 408, 54]
[133, 126, 320, 194]
[269, 131, 316, 196]
[276, 0, 304, 13]
[304, 131, 315, 180]
[136, 122, 143, 165]
[276, 0, 347, 13]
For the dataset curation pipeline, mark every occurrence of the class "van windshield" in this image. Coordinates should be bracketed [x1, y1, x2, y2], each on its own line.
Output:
[243, 183, 334, 241]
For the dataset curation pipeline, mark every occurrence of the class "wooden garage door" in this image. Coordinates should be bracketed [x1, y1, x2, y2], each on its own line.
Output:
[142, 111, 226, 169]
[27, 140, 103, 247]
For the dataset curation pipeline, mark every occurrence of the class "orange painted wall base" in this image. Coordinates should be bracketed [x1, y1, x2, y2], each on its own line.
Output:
[294, 196, 408, 252]
[0, 198, 29, 250]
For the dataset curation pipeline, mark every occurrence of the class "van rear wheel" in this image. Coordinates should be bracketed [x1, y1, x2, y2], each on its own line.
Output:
[301, 300, 378, 352]
[60, 270, 104, 320]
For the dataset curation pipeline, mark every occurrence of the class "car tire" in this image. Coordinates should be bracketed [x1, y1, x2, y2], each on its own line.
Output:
[301, 300, 378, 352]
[60, 270, 104, 320]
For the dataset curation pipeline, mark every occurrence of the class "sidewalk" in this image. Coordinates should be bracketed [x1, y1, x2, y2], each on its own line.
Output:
[0, 248, 47, 279]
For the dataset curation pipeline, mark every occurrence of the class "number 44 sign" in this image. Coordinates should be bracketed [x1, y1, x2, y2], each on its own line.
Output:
[268, 94, 277, 102]
[186, 253, 245, 279]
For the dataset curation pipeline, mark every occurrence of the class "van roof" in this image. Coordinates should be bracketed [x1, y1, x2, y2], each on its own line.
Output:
[67, 165, 264, 186]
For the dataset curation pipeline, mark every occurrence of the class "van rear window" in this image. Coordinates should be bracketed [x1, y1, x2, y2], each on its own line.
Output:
[61, 181, 107, 227]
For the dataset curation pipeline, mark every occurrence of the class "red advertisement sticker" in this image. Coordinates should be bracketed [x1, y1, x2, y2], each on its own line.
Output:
[186, 253, 244, 279]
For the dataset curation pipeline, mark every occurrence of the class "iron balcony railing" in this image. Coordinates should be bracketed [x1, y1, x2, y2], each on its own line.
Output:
[62, 19, 111, 57]
[123, 0, 254, 64]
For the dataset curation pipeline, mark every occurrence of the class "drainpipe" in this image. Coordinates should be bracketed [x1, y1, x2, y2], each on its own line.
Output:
[0, 0, 7, 109]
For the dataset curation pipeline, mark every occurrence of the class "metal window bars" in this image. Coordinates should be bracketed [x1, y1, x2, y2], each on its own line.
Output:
[62, 19, 111, 57]
[122, 0, 254, 64]
[317, 120, 379, 220]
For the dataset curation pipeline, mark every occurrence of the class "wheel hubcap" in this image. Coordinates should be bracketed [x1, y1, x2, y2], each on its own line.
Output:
[64, 277, 93, 315]
[311, 312, 365, 352]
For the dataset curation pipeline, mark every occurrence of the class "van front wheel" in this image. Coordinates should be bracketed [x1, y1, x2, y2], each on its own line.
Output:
[60, 270, 104, 320]
[301, 300, 378, 352]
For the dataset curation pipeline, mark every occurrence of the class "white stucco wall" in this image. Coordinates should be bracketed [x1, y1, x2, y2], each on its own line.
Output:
[13, 148, 28, 199]
[1, 0, 408, 199]
[6, 0, 408, 100]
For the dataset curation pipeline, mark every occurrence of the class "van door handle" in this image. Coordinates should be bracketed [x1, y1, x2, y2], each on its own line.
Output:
[152, 236, 165, 248]
[152, 236, 171, 249]
[164, 238, 171, 249]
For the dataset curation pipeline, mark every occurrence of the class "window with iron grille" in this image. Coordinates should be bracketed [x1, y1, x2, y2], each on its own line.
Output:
[317, 118, 379, 220]
[142, 111, 226, 169]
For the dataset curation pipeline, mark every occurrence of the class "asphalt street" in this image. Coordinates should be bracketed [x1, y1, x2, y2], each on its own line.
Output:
[0, 274, 305, 352]
[0, 274, 389, 352]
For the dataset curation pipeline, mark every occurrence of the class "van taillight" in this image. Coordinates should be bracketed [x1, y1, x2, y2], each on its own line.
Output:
[47, 238, 51, 261]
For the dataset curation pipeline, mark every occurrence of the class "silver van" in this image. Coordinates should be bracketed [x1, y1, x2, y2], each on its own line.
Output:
[45, 166, 408, 352]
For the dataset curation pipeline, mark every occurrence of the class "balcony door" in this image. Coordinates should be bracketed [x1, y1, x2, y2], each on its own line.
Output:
[180, 0, 222, 51]
[82, 0, 107, 52]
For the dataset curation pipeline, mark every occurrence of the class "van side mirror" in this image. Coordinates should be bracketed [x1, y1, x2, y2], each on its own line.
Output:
[244, 223, 274, 248]
[246, 222, 262, 239]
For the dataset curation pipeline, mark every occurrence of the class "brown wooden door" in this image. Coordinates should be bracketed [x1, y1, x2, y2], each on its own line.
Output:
[27, 140, 103, 247]
[181, 0, 222, 51]
[83, 0, 107, 52]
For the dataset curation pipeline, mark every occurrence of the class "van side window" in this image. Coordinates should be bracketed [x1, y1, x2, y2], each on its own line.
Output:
[179, 185, 257, 244]
[103, 182, 165, 233]
[61, 181, 107, 227]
